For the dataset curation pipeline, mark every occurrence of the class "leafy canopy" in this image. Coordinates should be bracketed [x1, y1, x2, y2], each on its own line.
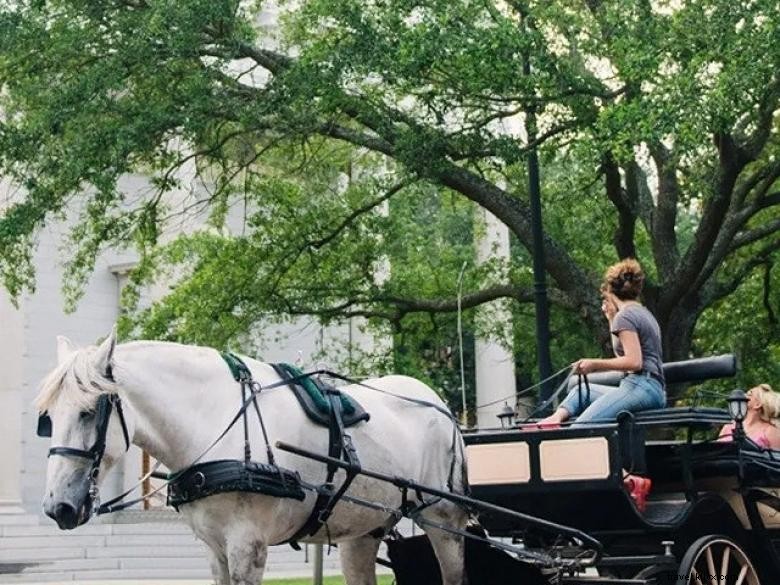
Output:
[0, 0, 778, 400]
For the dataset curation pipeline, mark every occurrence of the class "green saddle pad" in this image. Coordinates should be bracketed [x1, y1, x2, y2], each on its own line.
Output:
[272, 363, 370, 427]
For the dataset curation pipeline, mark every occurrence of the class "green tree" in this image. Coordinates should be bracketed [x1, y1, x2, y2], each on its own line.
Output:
[1, 0, 778, 400]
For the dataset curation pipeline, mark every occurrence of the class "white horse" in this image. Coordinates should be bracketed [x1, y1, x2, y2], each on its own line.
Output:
[36, 328, 468, 585]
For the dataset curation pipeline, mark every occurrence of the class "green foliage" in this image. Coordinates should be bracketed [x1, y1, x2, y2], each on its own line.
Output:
[694, 263, 780, 397]
[1, 0, 779, 408]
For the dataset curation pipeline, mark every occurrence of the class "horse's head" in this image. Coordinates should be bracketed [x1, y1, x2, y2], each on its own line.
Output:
[36, 327, 132, 529]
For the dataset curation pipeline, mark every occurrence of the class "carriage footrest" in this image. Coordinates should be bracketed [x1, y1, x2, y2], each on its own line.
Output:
[167, 459, 306, 509]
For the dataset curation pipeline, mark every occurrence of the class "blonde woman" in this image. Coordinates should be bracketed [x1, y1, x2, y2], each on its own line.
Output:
[540, 258, 666, 426]
[719, 384, 780, 450]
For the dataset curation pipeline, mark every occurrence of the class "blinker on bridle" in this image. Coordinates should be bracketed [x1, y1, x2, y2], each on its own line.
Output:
[38, 365, 130, 484]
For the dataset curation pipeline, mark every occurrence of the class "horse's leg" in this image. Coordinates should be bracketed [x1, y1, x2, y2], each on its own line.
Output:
[420, 502, 468, 585]
[206, 545, 229, 585]
[425, 527, 467, 585]
[339, 535, 382, 585]
[226, 534, 268, 585]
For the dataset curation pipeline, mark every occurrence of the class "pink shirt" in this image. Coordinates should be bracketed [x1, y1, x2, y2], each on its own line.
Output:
[719, 422, 771, 449]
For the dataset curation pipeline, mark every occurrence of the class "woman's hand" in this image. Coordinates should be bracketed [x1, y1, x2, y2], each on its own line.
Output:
[574, 359, 598, 374]
[601, 293, 618, 321]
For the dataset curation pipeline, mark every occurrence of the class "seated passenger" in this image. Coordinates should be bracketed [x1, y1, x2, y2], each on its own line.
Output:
[719, 384, 780, 450]
[539, 258, 666, 427]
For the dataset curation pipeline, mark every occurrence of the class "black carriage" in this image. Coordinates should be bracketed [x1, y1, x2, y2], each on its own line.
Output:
[451, 354, 780, 585]
[280, 354, 780, 584]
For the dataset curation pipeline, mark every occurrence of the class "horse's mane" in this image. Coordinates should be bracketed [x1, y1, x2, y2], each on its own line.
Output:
[35, 346, 117, 413]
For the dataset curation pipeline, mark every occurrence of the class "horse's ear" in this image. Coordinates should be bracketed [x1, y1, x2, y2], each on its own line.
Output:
[94, 326, 117, 375]
[56, 336, 78, 364]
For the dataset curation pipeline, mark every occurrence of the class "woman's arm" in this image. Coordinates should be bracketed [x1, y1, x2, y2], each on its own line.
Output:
[765, 425, 780, 450]
[575, 330, 643, 374]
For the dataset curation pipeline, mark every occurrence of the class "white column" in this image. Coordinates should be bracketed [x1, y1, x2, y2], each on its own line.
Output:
[0, 291, 26, 514]
[474, 209, 517, 429]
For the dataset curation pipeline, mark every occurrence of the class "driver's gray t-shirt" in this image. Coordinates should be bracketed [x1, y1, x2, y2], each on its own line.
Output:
[611, 304, 664, 383]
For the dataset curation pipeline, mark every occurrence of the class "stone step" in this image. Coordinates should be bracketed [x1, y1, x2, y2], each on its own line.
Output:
[0, 547, 85, 562]
[0, 535, 107, 549]
[16, 558, 118, 573]
[1, 524, 111, 537]
[0, 515, 38, 527]
[117, 556, 211, 571]
[85, 545, 205, 559]
[0, 514, 413, 581]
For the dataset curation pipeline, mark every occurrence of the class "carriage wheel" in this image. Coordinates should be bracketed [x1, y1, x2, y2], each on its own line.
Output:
[676, 535, 761, 585]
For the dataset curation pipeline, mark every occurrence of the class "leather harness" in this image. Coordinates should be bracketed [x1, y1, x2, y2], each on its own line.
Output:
[165, 354, 365, 547]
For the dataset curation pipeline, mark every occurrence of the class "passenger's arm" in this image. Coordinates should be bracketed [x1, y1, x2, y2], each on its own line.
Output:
[766, 426, 780, 450]
[575, 330, 643, 373]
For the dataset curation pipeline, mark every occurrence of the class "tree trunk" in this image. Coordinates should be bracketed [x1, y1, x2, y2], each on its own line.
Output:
[659, 302, 701, 403]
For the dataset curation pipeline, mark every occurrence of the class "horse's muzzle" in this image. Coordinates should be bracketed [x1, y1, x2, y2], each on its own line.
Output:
[49, 502, 83, 530]
[45, 492, 93, 530]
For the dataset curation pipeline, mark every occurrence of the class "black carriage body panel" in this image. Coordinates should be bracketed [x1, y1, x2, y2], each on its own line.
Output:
[465, 426, 638, 534]
[464, 415, 780, 540]
[464, 425, 623, 487]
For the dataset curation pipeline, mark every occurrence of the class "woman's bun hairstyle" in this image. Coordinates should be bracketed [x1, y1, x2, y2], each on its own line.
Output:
[604, 258, 645, 300]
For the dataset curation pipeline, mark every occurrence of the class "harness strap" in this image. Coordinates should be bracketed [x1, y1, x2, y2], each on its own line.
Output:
[577, 374, 592, 412]
[99, 361, 322, 515]
[115, 399, 131, 452]
[286, 385, 362, 547]
[318, 388, 361, 523]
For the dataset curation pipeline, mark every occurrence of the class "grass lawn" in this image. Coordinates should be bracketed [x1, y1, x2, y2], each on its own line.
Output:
[264, 576, 395, 585]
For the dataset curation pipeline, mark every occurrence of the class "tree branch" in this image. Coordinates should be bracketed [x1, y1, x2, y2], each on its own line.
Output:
[648, 144, 680, 279]
[318, 123, 395, 157]
[278, 283, 572, 324]
[729, 216, 780, 252]
[664, 132, 749, 311]
[602, 153, 636, 259]
[378, 284, 540, 314]
[763, 260, 777, 326]
[306, 180, 410, 250]
[708, 238, 780, 302]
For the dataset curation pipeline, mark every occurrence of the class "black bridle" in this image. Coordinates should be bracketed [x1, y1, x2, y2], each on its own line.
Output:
[46, 394, 130, 464]
[38, 368, 131, 511]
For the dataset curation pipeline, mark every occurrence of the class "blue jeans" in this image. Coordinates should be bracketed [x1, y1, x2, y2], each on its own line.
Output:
[559, 374, 666, 426]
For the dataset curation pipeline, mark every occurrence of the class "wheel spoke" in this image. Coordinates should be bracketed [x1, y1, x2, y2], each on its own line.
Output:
[692, 569, 705, 585]
[719, 546, 731, 583]
[734, 564, 749, 585]
[705, 547, 717, 585]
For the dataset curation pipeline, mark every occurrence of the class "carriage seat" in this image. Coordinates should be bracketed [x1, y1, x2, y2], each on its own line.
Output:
[629, 406, 732, 429]
[566, 353, 736, 394]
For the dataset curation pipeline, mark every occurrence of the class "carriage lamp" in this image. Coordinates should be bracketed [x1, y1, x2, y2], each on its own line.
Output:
[497, 403, 515, 429]
[727, 389, 748, 423]
[727, 389, 749, 442]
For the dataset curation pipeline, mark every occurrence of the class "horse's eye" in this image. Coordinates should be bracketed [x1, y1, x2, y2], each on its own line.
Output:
[79, 411, 94, 422]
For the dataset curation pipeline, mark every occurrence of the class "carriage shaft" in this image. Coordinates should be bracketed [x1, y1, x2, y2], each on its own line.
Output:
[276, 440, 603, 554]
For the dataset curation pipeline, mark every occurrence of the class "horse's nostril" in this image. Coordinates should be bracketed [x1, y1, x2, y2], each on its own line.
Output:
[51, 502, 79, 530]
